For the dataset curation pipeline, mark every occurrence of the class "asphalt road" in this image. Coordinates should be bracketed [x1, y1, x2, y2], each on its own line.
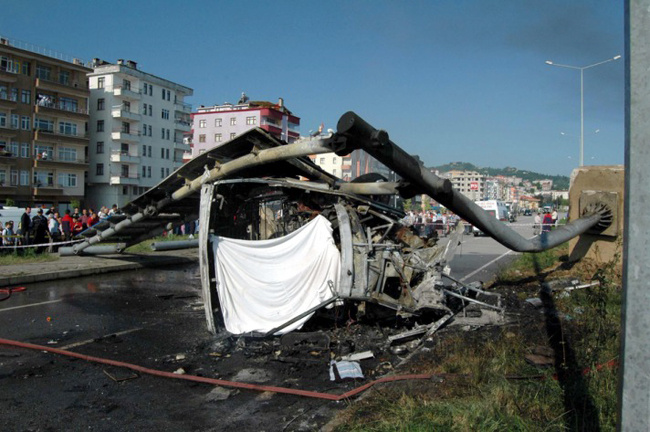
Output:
[450, 214, 538, 285]
[0, 218, 540, 431]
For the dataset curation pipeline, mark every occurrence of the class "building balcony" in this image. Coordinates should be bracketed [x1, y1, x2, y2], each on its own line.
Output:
[113, 85, 141, 100]
[33, 154, 88, 168]
[34, 129, 89, 144]
[111, 129, 141, 144]
[34, 77, 88, 98]
[174, 101, 192, 114]
[0, 94, 18, 108]
[0, 66, 18, 83]
[33, 183, 64, 196]
[110, 150, 140, 164]
[173, 140, 190, 152]
[111, 108, 141, 122]
[110, 173, 140, 185]
[35, 102, 89, 119]
[0, 124, 19, 137]
[174, 118, 191, 131]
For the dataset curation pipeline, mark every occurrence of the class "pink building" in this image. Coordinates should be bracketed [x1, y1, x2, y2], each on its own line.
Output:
[190, 95, 300, 157]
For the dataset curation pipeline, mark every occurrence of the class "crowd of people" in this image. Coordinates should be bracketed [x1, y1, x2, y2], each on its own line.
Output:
[401, 210, 460, 239]
[1, 204, 121, 253]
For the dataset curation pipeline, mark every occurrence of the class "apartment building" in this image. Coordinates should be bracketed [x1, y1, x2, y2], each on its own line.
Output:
[0, 37, 91, 207]
[442, 170, 486, 201]
[86, 59, 193, 209]
[190, 94, 299, 157]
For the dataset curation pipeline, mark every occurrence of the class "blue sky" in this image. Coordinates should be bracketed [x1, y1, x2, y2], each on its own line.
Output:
[2, 1, 624, 176]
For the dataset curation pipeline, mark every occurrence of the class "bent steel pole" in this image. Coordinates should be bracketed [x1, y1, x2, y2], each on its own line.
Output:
[335, 111, 608, 253]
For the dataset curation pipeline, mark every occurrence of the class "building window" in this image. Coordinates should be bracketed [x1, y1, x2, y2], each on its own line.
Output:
[215, 118, 222, 127]
[123, 186, 128, 195]
[11, 114, 18, 129]
[59, 122, 77, 136]
[59, 70, 70, 86]
[20, 143, 29, 158]
[35, 65, 51, 80]
[332, 157, 337, 164]
[162, 109, 169, 120]
[199, 119, 206, 128]
[59, 97, 77, 112]
[148, 145, 152, 157]
[21, 116, 30, 130]
[230, 117, 236, 126]
[166, 129, 170, 140]
[142, 123, 147, 136]
[246, 116, 256, 125]
[10, 88, 17, 101]
[142, 103, 148, 115]
[161, 148, 165, 158]
[21, 89, 31, 104]
[96, 163, 104, 175]
[319, 157, 325, 164]
[148, 125, 152, 136]
[147, 166, 151, 178]
[143, 83, 148, 95]
[0, 113, 5, 127]
[123, 101, 130, 112]
[97, 98, 105, 110]
[230, 133, 236, 140]
[148, 105, 152, 116]
[142, 165, 146, 178]
[199, 134, 206, 143]
[22, 61, 30, 76]
[97, 120, 104, 132]
[166, 148, 169, 159]
[58, 173, 77, 187]
[122, 79, 131, 91]
[58, 147, 77, 162]
[97, 77, 104, 88]
[20, 170, 29, 186]
[214, 133, 221, 142]
[97, 141, 104, 154]
[121, 122, 130, 134]
[161, 167, 165, 178]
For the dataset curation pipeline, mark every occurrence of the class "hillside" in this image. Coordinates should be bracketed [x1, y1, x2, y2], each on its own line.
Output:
[430, 162, 570, 190]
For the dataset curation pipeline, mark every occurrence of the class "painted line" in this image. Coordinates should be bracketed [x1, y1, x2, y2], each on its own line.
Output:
[460, 249, 519, 283]
[59, 327, 144, 350]
[0, 299, 63, 312]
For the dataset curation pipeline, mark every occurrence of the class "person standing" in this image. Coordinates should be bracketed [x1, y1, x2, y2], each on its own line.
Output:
[19, 207, 32, 245]
[552, 209, 558, 227]
[2, 221, 15, 246]
[542, 211, 554, 234]
[31, 208, 49, 253]
[61, 209, 73, 241]
[533, 213, 541, 236]
[48, 212, 61, 243]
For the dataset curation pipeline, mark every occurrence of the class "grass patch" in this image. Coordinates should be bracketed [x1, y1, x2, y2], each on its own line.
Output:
[0, 248, 59, 266]
[333, 249, 621, 432]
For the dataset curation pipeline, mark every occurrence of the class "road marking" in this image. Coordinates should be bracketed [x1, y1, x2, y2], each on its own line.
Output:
[460, 249, 519, 283]
[0, 299, 63, 312]
[59, 327, 144, 350]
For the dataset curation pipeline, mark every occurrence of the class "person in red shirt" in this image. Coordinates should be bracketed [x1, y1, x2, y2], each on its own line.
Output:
[87, 210, 100, 227]
[61, 209, 74, 241]
[71, 216, 84, 237]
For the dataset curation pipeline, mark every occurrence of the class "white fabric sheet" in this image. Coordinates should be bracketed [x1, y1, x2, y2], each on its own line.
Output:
[211, 215, 340, 335]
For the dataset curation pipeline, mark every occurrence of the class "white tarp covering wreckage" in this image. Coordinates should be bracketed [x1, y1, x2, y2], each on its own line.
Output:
[71, 112, 613, 337]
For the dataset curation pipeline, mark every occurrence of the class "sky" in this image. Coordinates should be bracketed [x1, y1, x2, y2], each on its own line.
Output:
[1, 0, 624, 176]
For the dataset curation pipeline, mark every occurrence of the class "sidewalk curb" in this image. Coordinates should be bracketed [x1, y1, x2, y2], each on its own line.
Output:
[0, 252, 198, 287]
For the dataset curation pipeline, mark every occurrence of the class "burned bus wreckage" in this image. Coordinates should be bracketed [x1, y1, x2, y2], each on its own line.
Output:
[70, 112, 613, 337]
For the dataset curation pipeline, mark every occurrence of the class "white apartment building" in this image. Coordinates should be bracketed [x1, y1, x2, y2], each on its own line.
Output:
[442, 170, 486, 201]
[86, 59, 192, 209]
[309, 152, 344, 178]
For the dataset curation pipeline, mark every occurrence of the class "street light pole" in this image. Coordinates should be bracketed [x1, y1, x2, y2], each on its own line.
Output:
[545, 55, 621, 166]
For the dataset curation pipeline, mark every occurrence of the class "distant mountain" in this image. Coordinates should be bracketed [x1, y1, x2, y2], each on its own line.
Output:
[430, 162, 570, 190]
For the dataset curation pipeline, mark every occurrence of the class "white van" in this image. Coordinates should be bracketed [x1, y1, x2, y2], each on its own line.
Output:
[472, 200, 509, 236]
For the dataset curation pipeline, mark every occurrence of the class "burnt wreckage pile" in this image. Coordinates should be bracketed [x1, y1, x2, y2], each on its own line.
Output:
[72, 112, 613, 340]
